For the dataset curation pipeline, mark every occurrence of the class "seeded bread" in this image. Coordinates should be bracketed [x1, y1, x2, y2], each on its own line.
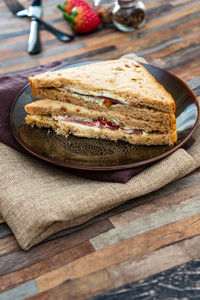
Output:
[32, 88, 176, 125]
[25, 115, 177, 146]
[29, 59, 175, 113]
[25, 99, 176, 133]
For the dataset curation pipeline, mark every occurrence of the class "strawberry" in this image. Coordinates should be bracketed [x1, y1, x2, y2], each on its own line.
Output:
[64, 0, 90, 15]
[59, 6, 101, 34]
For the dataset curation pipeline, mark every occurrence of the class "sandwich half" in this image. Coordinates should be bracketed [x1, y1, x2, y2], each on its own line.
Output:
[27, 59, 177, 146]
[25, 99, 177, 146]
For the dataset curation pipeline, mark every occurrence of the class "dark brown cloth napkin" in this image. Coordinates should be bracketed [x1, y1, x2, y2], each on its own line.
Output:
[0, 61, 148, 183]
[0, 61, 63, 153]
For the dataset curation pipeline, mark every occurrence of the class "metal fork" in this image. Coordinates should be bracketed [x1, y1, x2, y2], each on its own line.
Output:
[4, 0, 74, 42]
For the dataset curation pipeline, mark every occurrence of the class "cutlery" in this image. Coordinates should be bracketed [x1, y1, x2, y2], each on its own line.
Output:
[27, 0, 42, 54]
[4, 0, 74, 53]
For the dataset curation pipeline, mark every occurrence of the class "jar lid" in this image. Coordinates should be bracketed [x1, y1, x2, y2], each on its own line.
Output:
[118, 0, 138, 8]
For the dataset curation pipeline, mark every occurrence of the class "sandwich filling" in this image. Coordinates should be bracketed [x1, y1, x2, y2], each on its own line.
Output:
[55, 115, 149, 135]
[58, 87, 148, 109]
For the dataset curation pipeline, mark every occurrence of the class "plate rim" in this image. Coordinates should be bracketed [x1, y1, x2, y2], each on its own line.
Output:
[10, 60, 200, 171]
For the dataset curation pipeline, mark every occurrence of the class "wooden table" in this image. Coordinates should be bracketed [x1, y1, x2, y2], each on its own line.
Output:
[1, 0, 200, 299]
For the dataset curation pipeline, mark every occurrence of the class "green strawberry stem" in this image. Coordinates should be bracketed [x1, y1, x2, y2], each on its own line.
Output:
[57, 4, 65, 12]
[63, 11, 77, 27]
[57, 4, 77, 28]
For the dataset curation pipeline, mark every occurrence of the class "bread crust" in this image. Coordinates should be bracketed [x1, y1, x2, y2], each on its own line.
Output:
[25, 115, 177, 146]
[29, 59, 175, 113]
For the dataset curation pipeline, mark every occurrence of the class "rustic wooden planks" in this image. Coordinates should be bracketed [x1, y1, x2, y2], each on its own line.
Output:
[0, 0, 200, 299]
[0, 236, 20, 257]
[0, 241, 94, 293]
[0, 219, 112, 277]
[0, 214, 199, 299]
[91, 196, 200, 250]
[0, 0, 199, 75]
[95, 256, 200, 299]
[27, 270, 113, 300]
[36, 214, 200, 292]
[0, 280, 39, 300]
[106, 235, 200, 289]
[0, 223, 13, 239]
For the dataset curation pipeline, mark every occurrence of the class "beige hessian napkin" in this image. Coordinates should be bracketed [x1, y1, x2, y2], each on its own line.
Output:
[0, 54, 199, 250]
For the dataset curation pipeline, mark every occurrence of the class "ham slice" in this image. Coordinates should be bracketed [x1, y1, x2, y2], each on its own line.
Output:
[58, 116, 119, 131]
[58, 116, 144, 134]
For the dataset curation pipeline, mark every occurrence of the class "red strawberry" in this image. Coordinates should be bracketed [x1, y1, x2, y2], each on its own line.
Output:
[61, 6, 101, 34]
[64, 0, 90, 15]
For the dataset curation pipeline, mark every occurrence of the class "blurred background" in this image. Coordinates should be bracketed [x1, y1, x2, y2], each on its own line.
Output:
[0, 0, 200, 83]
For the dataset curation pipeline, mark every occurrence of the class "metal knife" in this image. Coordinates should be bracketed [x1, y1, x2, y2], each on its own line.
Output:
[27, 0, 42, 54]
[16, 0, 74, 45]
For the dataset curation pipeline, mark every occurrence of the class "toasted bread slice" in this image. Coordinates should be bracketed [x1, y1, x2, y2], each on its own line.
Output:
[25, 99, 176, 133]
[25, 114, 177, 146]
[29, 59, 175, 113]
[30, 89, 176, 125]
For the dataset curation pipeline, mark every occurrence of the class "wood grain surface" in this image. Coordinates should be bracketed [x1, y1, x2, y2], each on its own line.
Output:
[0, 0, 200, 299]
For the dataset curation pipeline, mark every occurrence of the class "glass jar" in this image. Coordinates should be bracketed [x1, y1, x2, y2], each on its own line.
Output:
[93, 0, 116, 27]
[112, 0, 146, 32]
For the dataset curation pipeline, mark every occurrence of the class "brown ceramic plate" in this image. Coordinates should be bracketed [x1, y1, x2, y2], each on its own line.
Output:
[10, 61, 199, 171]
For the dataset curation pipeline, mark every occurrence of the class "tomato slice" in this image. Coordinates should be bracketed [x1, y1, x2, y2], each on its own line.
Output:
[103, 99, 113, 107]
[99, 117, 119, 130]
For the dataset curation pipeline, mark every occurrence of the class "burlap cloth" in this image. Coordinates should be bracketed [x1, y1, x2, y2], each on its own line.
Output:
[0, 54, 199, 250]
